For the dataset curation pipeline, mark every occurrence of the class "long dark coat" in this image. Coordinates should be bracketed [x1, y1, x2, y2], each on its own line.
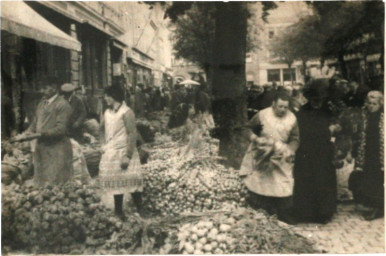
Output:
[293, 103, 337, 222]
[353, 110, 384, 208]
[29, 95, 73, 186]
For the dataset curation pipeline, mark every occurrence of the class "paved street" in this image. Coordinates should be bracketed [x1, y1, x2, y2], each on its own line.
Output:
[290, 203, 385, 253]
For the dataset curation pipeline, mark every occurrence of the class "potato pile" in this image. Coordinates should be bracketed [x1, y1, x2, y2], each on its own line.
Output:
[159, 207, 319, 255]
[2, 182, 126, 254]
[176, 219, 236, 254]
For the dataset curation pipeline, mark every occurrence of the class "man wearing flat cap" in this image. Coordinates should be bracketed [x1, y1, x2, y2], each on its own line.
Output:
[26, 82, 73, 186]
[61, 83, 87, 141]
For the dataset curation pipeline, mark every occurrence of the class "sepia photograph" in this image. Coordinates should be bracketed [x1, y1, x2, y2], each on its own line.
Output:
[1, 0, 385, 254]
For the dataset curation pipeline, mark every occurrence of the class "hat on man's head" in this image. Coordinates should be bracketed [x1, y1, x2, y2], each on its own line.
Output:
[61, 83, 76, 93]
[303, 79, 329, 100]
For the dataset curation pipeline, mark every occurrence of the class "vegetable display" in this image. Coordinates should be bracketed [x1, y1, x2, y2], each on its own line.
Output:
[142, 127, 248, 216]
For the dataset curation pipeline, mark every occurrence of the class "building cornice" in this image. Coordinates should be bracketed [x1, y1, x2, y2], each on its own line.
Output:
[39, 1, 125, 37]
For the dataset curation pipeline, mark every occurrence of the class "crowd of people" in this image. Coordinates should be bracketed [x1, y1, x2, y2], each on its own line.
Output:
[243, 76, 384, 224]
[4, 72, 384, 224]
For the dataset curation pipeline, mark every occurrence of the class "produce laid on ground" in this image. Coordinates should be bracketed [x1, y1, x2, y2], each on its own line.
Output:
[160, 207, 319, 254]
[1, 182, 170, 255]
[2, 112, 319, 254]
[2, 182, 121, 254]
[142, 125, 248, 216]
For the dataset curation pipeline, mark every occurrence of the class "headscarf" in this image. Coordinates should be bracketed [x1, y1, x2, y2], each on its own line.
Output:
[366, 90, 384, 106]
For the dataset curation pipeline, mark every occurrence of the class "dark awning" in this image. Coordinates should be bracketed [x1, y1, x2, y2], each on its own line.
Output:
[1, 1, 81, 51]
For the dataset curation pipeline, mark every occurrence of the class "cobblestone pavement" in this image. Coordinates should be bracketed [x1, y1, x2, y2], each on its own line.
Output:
[289, 203, 385, 253]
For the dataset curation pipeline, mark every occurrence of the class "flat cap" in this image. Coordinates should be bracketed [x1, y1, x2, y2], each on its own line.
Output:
[61, 83, 76, 92]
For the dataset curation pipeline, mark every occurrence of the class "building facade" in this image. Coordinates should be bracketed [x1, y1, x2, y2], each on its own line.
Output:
[2, 1, 174, 129]
[246, 2, 310, 87]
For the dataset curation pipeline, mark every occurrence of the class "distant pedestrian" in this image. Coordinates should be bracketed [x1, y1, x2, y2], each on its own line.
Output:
[349, 91, 384, 220]
[247, 85, 264, 119]
[134, 84, 146, 117]
[194, 84, 211, 114]
[260, 84, 277, 110]
[168, 84, 190, 128]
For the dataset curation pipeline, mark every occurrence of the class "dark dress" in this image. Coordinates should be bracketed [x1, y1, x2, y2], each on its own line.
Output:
[357, 111, 384, 208]
[293, 103, 337, 222]
[349, 111, 384, 209]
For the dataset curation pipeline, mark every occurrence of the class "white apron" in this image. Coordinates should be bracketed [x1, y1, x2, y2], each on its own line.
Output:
[240, 107, 297, 197]
[98, 103, 143, 209]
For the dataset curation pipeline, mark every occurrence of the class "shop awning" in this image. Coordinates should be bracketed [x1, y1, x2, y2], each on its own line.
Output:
[1, 1, 81, 51]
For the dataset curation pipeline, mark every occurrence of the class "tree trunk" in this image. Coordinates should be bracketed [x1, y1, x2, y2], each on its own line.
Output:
[211, 2, 249, 169]
[338, 51, 348, 79]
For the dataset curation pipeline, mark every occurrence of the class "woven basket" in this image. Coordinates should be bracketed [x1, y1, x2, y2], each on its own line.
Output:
[83, 149, 101, 178]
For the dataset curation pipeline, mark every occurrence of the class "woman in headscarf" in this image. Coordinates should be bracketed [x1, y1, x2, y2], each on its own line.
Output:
[349, 91, 384, 220]
[292, 79, 341, 224]
[99, 84, 143, 217]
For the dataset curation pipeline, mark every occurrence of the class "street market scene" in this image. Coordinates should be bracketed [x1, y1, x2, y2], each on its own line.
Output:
[1, 1, 385, 254]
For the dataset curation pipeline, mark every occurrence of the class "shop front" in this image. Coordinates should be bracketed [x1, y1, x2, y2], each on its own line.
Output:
[1, 1, 81, 133]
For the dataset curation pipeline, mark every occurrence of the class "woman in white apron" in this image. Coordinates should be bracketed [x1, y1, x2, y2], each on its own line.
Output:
[99, 85, 143, 217]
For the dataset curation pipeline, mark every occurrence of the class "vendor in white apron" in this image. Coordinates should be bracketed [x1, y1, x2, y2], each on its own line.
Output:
[99, 85, 143, 217]
[240, 92, 299, 224]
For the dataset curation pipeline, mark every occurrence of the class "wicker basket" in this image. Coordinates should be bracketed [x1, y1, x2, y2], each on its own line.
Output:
[83, 149, 101, 178]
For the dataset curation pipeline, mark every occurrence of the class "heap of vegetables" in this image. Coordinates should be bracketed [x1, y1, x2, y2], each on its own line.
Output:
[176, 219, 235, 254]
[161, 207, 319, 254]
[2, 141, 33, 185]
[2, 182, 127, 254]
[142, 127, 248, 216]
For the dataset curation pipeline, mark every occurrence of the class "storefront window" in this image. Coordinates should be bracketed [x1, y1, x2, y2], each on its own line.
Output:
[283, 68, 296, 82]
[267, 69, 280, 82]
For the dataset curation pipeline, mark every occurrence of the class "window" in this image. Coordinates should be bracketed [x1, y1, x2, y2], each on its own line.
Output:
[283, 68, 296, 82]
[268, 30, 274, 39]
[267, 69, 280, 82]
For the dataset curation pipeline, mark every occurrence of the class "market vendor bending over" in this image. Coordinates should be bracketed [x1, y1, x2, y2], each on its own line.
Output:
[99, 84, 143, 218]
[240, 92, 299, 224]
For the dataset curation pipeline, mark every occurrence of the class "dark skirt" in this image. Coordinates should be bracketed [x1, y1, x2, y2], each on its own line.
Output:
[247, 191, 293, 214]
[349, 170, 384, 209]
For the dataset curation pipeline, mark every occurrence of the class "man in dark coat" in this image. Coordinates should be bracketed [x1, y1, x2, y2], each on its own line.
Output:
[292, 79, 339, 224]
[27, 83, 73, 186]
[247, 85, 264, 119]
[168, 84, 190, 128]
[194, 84, 211, 114]
[260, 84, 277, 110]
